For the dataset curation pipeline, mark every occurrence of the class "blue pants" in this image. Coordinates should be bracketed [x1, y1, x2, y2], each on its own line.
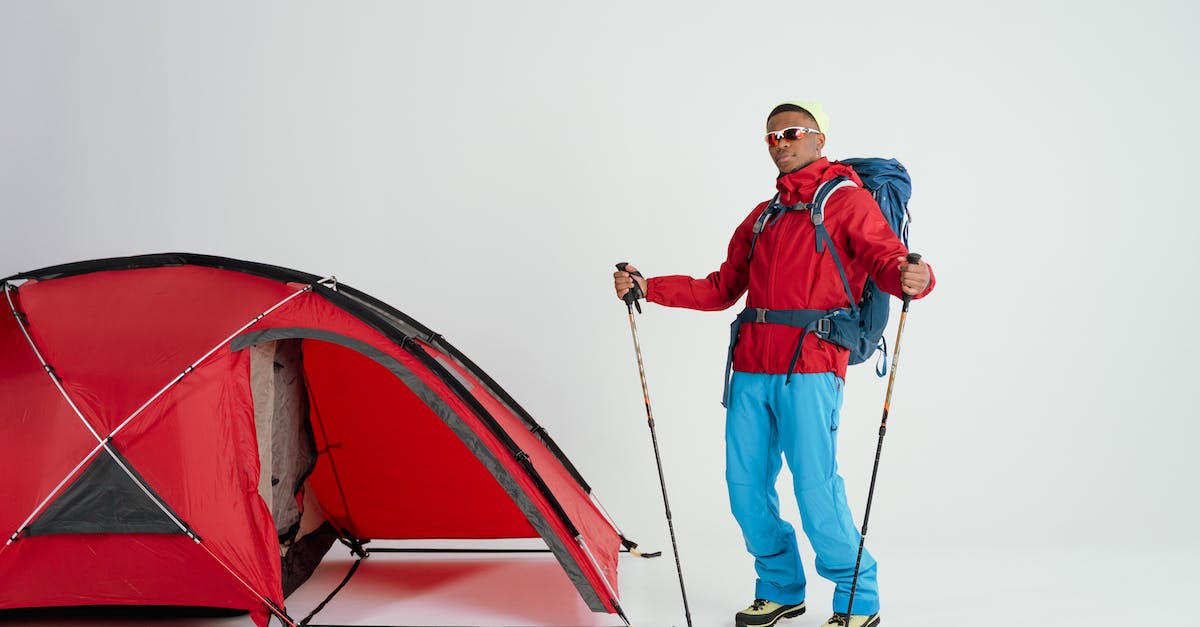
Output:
[725, 371, 879, 615]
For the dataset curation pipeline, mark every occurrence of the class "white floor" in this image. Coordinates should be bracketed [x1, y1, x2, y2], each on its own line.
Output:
[0, 539, 1190, 627]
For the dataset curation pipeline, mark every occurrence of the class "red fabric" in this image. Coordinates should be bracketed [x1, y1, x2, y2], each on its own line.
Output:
[248, 294, 621, 610]
[646, 157, 935, 377]
[0, 535, 266, 611]
[400, 343, 621, 609]
[0, 288, 103, 541]
[301, 338, 538, 539]
[426, 341, 622, 599]
[0, 267, 294, 620]
[9, 267, 297, 435]
[120, 349, 283, 616]
[0, 263, 622, 618]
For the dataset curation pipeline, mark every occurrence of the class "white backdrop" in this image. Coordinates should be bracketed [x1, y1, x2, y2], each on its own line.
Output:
[2, 1, 1198, 626]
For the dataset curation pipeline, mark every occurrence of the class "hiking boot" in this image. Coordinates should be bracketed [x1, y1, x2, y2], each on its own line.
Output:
[822, 612, 881, 627]
[735, 598, 806, 627]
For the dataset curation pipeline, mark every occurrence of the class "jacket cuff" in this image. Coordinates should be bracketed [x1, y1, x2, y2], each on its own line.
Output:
[912, 264, 936, 299]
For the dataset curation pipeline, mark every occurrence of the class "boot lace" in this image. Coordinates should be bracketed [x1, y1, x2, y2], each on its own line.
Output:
[827, 613, 850, 626]
[750, 599, 768, 611]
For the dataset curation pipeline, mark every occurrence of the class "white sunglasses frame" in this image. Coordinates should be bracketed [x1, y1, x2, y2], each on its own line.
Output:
[764, 126, 822, 145]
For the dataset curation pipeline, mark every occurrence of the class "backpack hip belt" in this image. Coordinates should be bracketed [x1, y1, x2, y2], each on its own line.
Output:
[722, 306, 854, 407]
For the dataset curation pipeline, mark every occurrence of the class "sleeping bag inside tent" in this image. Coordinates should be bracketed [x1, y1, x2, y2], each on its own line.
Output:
[0, 253, 632, 626]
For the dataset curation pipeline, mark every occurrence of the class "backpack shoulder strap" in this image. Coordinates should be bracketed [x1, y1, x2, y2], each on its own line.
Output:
[810, 177, 858, 247]
[746, 193, 781, 262]
[810, 177, 860, 310]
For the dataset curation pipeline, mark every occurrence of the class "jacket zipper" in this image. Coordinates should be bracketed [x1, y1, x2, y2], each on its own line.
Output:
[764, 213, 783, 369]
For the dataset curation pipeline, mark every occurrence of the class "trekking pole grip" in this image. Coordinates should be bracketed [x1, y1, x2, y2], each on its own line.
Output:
[615, 262, 644, 313]
[902, 252, 922, 308]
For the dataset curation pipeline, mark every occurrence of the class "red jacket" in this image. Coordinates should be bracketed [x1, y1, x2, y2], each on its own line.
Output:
[646, 157, 935, 378]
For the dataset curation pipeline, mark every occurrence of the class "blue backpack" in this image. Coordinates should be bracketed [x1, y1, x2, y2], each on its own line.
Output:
[818, 157, 912, 373]
[724, 158, 911, 405]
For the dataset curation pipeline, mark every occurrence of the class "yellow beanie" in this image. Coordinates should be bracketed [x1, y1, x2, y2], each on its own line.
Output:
[778, 101, 830, 133]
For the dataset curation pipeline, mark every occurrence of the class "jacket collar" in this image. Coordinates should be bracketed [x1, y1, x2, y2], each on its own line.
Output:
[775, 157, 861, 206]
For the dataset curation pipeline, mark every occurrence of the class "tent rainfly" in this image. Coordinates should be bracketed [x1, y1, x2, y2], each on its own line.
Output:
[0, 253, 641, 626]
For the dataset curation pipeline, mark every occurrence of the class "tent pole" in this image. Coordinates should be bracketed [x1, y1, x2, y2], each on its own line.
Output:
[575, 535, 631, 626]
[4, 282, 105, 441]
[196, 542, 297, 627]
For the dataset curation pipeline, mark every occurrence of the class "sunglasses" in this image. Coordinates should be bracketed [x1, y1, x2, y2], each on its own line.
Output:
[764, 126, 821, 146]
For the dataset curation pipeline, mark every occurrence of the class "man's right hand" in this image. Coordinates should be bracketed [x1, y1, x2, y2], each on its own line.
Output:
[613, 264, 648, 301]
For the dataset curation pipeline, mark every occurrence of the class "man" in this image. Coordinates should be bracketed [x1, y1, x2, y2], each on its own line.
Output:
[613, 102, 934, 627]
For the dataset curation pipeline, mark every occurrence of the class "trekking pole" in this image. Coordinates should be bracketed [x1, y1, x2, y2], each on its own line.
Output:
[615, 262, 693, 627]
[846, 252, 922, 621]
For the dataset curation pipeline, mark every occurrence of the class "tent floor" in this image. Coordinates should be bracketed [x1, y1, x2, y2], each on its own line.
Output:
[0, 544, 1185, 626]
[0, 539, 626, 627]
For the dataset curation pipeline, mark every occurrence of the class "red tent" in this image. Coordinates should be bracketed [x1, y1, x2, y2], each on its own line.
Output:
[0, 253, 633, 626]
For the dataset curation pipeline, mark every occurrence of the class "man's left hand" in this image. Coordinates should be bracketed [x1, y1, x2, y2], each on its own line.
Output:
[898, 255, 930, 296]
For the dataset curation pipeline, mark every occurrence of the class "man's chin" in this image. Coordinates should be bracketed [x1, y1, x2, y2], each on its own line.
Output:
[775, 157, 815, 174]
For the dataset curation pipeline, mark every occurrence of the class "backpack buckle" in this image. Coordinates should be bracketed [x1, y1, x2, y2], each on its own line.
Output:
[755, 308, 768, 324]
[816, 318, 831, 335]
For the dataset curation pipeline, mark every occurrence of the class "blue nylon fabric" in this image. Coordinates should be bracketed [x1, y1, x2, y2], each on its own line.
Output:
[823, 158, 911, 371]
[839, 158, 911, 238]
[725, 372, 879, 614]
